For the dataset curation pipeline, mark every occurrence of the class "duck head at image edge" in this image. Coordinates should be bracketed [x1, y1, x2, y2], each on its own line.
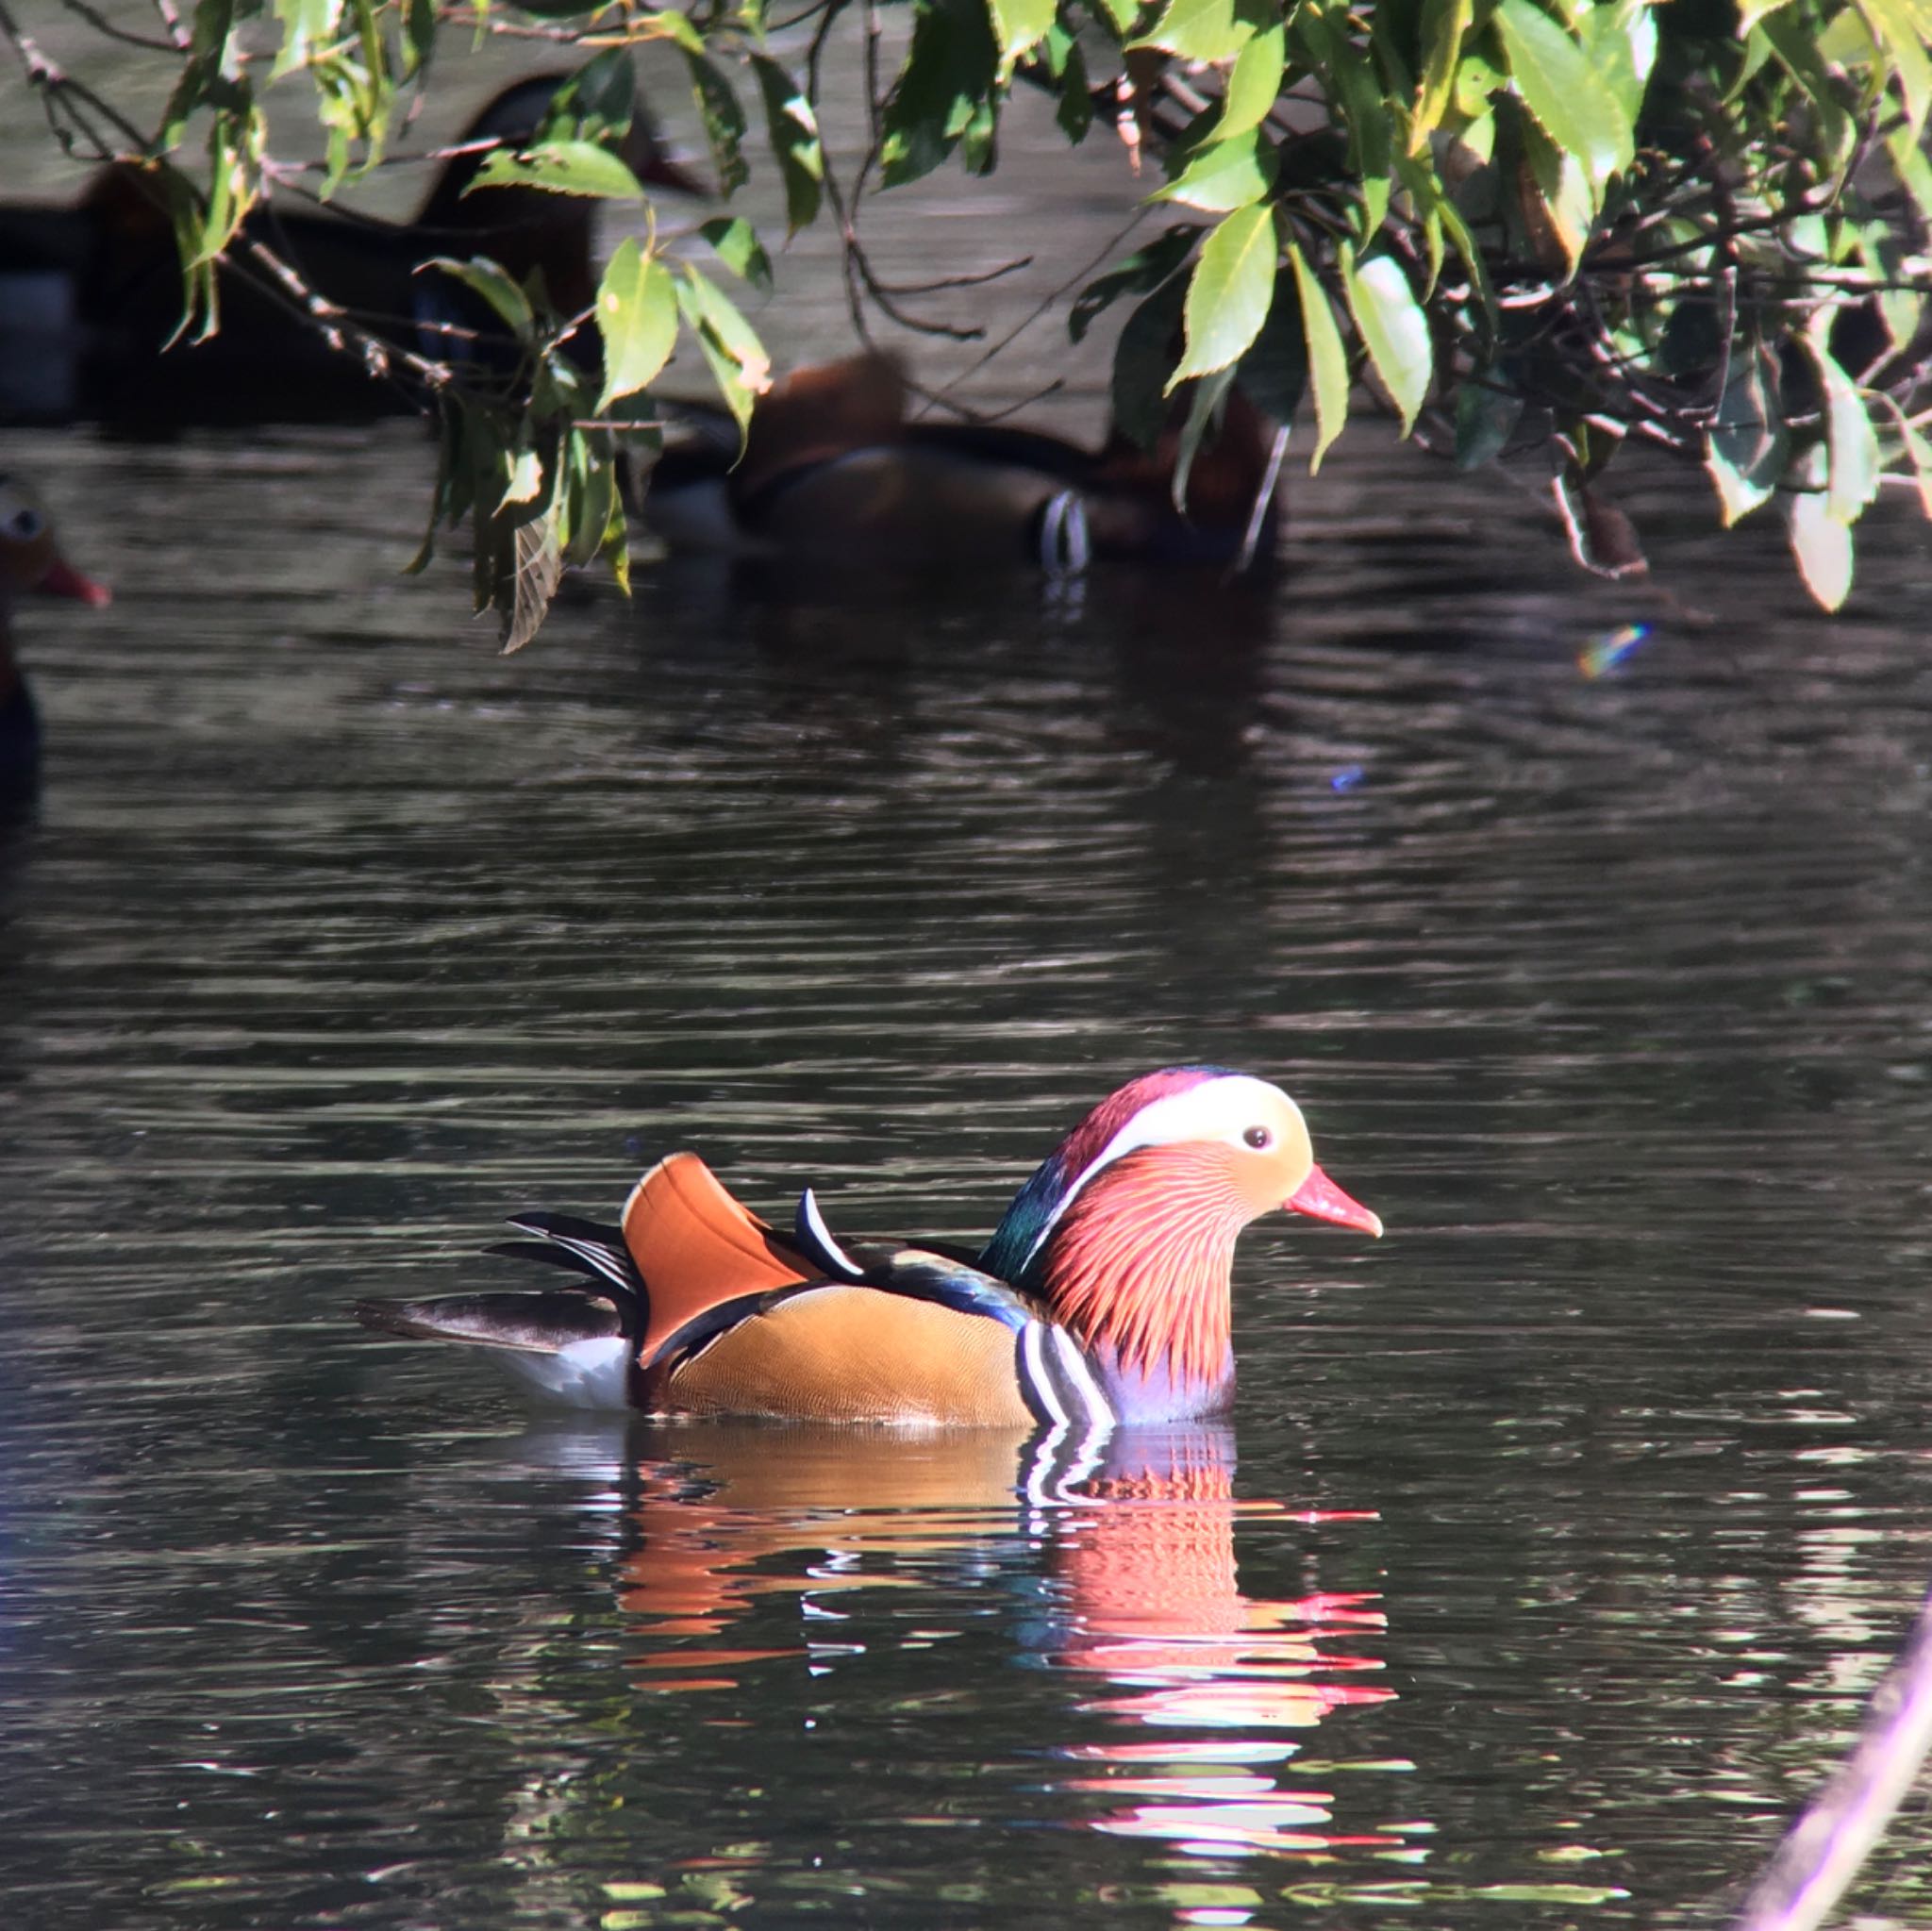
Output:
[0, 69, 704, 429]
[356, 1067, 1382, 1428]
[0, 478, 111, 793]
[641, 353, 1284, 576]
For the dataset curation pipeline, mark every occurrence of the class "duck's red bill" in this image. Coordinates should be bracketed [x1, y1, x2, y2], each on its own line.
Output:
[39, 556, 111, 607]
[1286, 1164, 1383, 1238]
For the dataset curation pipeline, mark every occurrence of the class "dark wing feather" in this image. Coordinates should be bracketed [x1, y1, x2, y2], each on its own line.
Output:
[501, 1209, 643, 1323]
[354, 1291, 625, 1354]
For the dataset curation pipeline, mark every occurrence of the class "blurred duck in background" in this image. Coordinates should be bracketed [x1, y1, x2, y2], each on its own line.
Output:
[0, 478, 110, 799]
[0, 71, 701, 431]
[642, 351, 1284, 576]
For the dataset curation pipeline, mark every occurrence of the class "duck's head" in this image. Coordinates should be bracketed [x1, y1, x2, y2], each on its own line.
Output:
[979, 1067, 1380, 1408]
[0, 477, 110, 616]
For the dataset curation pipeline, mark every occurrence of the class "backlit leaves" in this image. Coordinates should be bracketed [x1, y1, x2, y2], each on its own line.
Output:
[880, 0, 999, 187]
[469, 140, 648, 200]
[753, 54, 824, 235]
[1171, 203, 1279, 389]
[595, 240, 677, 411]
[989, 0, 1057, 80]
[1287, 241, 1350, 474]
[1343, 249, 1431, 433]
[1130, 0, 1254, 63]
[1705, 346, 1787, 526]
[60, 0, 1932, 635]
[1493, 0, 1634, 200]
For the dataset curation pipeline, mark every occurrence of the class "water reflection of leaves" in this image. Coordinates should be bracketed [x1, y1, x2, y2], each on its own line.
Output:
[609, 1417, 1417, 1889]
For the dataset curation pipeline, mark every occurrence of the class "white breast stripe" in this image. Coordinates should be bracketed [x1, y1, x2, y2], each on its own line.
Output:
[1049, 1325, 1115, 1428]
[1021, 1323, 1071, 1430]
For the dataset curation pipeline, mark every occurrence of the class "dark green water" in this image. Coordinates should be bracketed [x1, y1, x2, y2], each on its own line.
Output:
[4, 423, 1932, 1931]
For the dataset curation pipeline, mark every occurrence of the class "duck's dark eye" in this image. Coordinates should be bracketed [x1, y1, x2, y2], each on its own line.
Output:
[1243, 1124, 1273, 1149]
[4, 509, 42, 541]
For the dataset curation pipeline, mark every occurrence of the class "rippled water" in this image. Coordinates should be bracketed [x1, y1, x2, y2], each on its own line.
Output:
[8, 39, 1932, 1931]
[3, 420, 1930, 1931]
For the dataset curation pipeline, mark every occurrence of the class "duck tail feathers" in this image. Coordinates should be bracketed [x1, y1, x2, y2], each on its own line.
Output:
[352, 1290, 627, 1354]
[501, 1211, 643, 1313]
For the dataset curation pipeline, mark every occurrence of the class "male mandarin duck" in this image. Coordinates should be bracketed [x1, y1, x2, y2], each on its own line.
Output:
[641, 352, 1283, 574]
[0, 477, 111, 795]
[0, 71, 701, 429]
[356, 1066, 1381, 1426]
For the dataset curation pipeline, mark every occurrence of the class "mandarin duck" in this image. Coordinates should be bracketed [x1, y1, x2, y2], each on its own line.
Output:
[356, 1067, 1380, 1427]
[641, 352, 1284, 575]
[0, 477, 110, 795]
[0, 70, 701, 429]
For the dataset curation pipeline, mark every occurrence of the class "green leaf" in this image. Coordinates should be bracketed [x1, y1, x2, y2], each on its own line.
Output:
[752, 54, 824, 234]
[1287, 239, 1350, 471]
[1705, 344, 1787, 526]
[500, 501, 563, 654]
[541, 46, 641, 145]
[684, 51, 750, 197]
[1294, 3, 1392, 239]
[595, 240, 678, 410]
[1804, 324, 1880, 524]
[1857, 0, 1932, 139]
[1758, 9, 1854, 171]
[1131, 0, 1251, 62]
[699, 216, 774, 292]
[1455, 375, 1522, 467]
[1111, 274, 1191, 449]
[1154, 130, 1279, 210]
[1493, 0, 1634, 195]
[1899, 422, 1932, 518]
[1411, 0, 1474, 148]
[1171, 202, 1279, 389]
[1577, 0, 1658, 127]
[1886, 118, 1932, 230]
[403, 0, 434, 78]
[1343, 248, 1431, 432]
[1551, 459, 1648, 578]
[1787, 450, 1854, 608]
[675, 266, 772, 432]
[1236, 279, 1309, 424]
[1055, 38, 1094, 142]
[423, 255, 534, 338]
[271, 0, 337, 82]
[469, 141, 648, 200]
[989, 0, 1058, 79]
[1219, 23, 1287, 138]
[1172, 365, 1240, 511]
[879, 0, 1000, 188]
[1519, 114, 1593, 280]
[628, 8, 706, 54]
[1072, 225, 1199, 342]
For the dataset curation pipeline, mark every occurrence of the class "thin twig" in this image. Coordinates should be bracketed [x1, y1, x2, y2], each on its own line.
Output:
[1732, 1584, 1932, 1931]
[58, 0, 176, 55]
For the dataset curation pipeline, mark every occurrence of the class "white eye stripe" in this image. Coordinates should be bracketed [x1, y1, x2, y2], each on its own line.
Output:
[1021, 1074, 1304, 1270]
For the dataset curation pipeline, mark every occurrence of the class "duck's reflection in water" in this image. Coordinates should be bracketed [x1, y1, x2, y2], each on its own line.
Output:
[601, 1417, 1412, 1882]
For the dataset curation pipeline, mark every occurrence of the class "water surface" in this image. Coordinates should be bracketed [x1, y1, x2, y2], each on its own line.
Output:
[6, 44, 1932, 1931]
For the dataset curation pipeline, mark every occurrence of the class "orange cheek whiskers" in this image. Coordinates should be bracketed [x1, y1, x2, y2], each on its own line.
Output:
[1040, 1148, 1250, 1392]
